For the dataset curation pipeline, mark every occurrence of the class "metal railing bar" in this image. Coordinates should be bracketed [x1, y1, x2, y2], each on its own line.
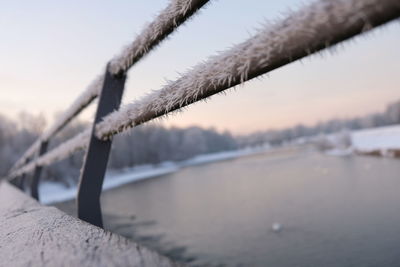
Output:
[9, 0, 210, 174]
[9, 73, 102, 174]
[8, 0, 400, 180]
[108, 0, 210, 76]
[8, 130, 90, 179]
[95, 0, 400, 139]
[9, 142, 40, 174]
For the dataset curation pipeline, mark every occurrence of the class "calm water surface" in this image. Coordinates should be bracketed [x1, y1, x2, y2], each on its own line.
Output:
[77, 148, 400, 266]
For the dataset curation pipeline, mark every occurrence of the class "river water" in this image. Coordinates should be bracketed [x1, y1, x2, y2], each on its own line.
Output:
[60, 147, 400, 266]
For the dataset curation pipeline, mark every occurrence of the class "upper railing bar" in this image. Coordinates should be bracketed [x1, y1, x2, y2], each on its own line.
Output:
[108, 0, 210, 76]
[7, 0, 400, 179]
[10, 84, 99, 173]
[96, 0, 400, 140]
[9, 0, 210, 173]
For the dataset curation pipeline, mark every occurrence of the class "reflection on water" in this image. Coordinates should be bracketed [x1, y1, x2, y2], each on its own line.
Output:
[58, 147, 400, 266]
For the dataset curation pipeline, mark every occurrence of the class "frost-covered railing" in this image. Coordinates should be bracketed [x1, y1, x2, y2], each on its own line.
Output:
[6, 0, 400, 228]
[7, 0, 210, 227]
[9, 0, 210, 175]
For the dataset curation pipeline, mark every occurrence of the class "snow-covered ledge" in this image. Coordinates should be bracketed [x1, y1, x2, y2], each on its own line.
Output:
[0, 181, 181, 267]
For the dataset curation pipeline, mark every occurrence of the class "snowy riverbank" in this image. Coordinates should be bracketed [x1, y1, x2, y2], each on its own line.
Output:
[40, 145, 270, 204]
[322, 124, 400, 157]
[38, 125, 400, 204]
[351, 125, 400, 152]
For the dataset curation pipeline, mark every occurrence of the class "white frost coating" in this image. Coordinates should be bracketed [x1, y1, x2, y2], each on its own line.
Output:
[9, 141, 41, 172]
[9, 0, 208, 174]
[42, 76, 102, 141]
[10, 76, 102, 172]
[109, 0, 209, 75]
[9, 130, 91, 179]
[97, 0, 400, 139]
[9, 0, 400, 177]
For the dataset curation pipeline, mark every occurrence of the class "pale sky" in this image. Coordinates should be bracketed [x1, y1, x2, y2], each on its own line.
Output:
[1, 0, 399, 134]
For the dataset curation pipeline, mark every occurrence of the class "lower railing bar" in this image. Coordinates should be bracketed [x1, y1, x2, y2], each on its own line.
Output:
[77, 65, 126, 228]
[30, 141, 49, 201]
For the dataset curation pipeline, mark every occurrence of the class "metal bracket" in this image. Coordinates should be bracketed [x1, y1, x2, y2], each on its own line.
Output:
[30, 141, 49, 201]
[77, 65, 126, 228]
[11, 157, 31, 191]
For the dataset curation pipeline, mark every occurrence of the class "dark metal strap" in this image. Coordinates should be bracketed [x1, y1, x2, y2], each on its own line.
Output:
[77, 65, 126, 228]
[31, 141, 49, 201]
[11, 157, 32, 191]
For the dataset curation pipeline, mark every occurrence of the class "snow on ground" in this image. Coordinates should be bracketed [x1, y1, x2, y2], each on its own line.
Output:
[322, 124, 400, 156]
[351, 124, 400, 152]
[40, 145, 270, 204]
[38, 125, 400, 204]
[324, 147, 353, 156]
[39, 163, 178, 204]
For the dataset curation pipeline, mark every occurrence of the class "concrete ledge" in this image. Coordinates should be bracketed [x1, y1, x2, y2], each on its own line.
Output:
[0, 181, 181, 267]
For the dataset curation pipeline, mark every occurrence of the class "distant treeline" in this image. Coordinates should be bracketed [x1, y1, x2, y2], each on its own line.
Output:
[0, 113, 236, 184]
[1, 99, 400, 183]
[238, 100, 400, 146]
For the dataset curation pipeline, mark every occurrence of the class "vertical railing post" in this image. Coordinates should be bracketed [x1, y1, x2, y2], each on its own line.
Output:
[15, 175, 26, 190]
[77, 65, 126, 228]
[30, 141, 49, 201]
[13, 157, 31, 190]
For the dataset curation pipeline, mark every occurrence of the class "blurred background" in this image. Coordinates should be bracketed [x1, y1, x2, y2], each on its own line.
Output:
[1, 0, 400, 266]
